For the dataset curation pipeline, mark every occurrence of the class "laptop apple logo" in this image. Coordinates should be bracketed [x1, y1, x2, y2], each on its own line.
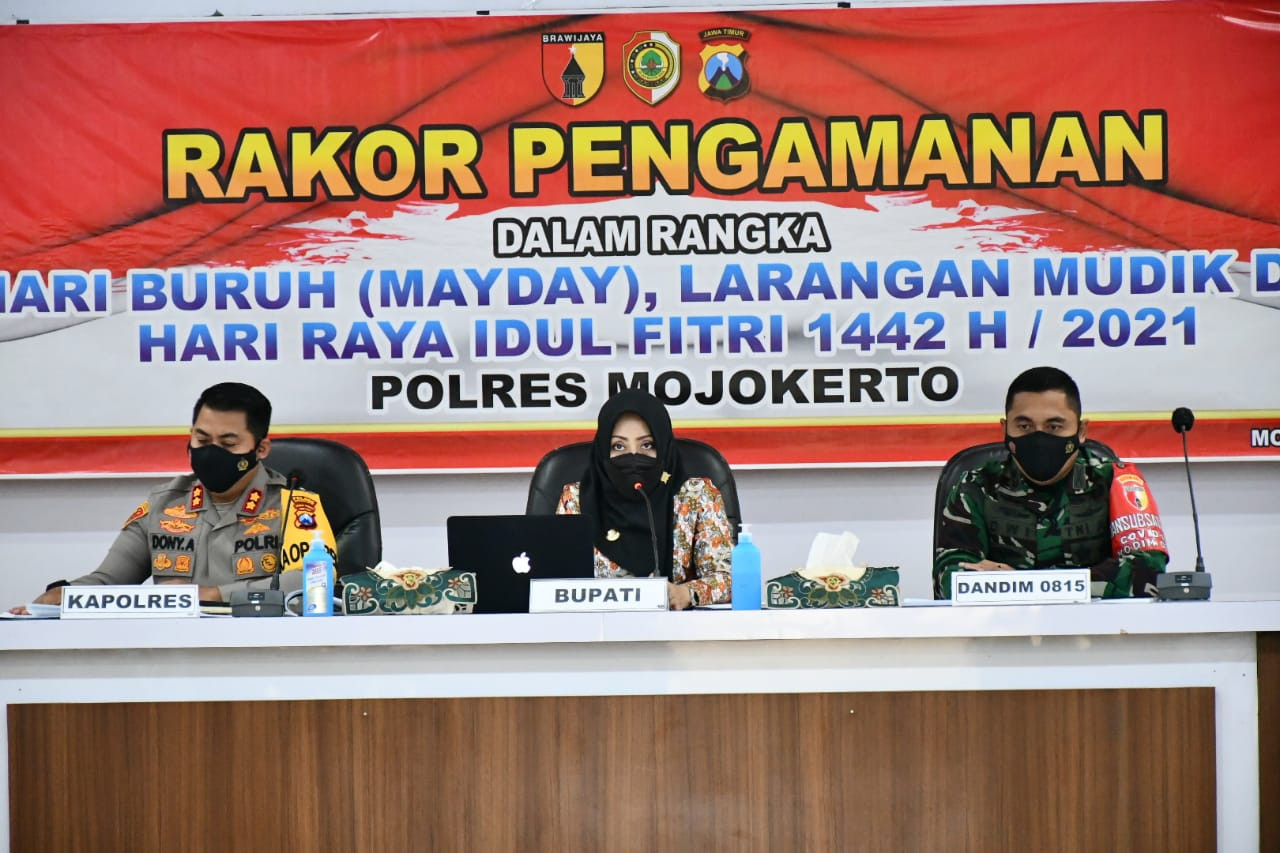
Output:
[511, 551, 532, 574]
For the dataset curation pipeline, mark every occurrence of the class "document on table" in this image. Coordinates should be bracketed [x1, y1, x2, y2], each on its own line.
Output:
[0, 603, 62, 619]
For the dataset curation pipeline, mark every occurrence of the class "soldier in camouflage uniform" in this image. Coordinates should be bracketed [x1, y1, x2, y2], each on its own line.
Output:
[934, 367, 1168, 599]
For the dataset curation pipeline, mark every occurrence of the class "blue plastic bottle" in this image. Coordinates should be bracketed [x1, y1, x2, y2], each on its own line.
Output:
[731, 524, 762, 610]
[302, 530, 335, 616]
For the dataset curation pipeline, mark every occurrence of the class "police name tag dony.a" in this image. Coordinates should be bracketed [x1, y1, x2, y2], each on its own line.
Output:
[951, 569, 1090, 606]
[529, 577, 669, 613]
[60, 585, 201, 619]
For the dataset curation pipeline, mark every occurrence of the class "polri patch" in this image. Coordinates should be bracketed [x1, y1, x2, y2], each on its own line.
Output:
[291, 494, 319, 530]
[698, 28, 750, 102]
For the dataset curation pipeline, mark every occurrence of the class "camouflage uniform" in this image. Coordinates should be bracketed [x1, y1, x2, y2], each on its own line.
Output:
[933, 451, 1167, 600]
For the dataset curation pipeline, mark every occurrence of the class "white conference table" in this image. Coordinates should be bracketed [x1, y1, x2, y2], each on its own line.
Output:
[2, 598, 1278, 851]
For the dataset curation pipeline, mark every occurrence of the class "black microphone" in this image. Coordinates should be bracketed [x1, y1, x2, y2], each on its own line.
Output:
[1156, 408, 1212, 601]
[633, 481, 662, 579]
[231, 468, 303, 617]
[273, 469, 305, 591]
[1171, 407, 1194, 435]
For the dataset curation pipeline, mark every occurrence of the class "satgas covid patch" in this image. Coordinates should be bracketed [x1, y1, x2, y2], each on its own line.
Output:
[1109, 465, 1168, 556]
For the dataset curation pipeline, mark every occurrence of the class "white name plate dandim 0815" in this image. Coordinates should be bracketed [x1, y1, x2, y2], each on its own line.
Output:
[529, 577, 669, 613]
[951, 569, 1091, 606]
[60, 585, 201, 619]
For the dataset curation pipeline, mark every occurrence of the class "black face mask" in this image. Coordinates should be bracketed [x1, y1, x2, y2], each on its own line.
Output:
[189, 443, 259, 493]
[1007, 430, 1079, 484]
[606, 453, 663, 499]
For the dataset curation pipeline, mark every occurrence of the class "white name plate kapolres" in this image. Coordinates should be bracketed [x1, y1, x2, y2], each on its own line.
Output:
[951, 569, 1091, 606]
[60, 585, 201, 619]
[529, 577, 669, 613]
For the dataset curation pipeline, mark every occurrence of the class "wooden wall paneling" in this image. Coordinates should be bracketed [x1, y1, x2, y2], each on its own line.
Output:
[10, 689, 1215, 853]
[1260, 632, 1280, 853]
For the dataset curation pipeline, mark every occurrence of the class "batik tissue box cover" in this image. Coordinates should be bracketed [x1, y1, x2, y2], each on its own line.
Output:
[342, 562, 477, 614]
[765, 566, 900, 608]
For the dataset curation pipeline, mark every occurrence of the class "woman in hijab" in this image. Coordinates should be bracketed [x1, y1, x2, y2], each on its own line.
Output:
[556, 389, 733, 609]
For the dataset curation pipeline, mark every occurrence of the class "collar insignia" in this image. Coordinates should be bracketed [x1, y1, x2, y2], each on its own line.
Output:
[241, 488, 263, 514]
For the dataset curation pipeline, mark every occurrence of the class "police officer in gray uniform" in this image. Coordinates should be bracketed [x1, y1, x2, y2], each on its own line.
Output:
[15, 382, 336, 609]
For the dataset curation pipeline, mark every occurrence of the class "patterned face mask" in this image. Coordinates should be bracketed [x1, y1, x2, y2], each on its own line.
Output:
[1007, 430, 1078, 484]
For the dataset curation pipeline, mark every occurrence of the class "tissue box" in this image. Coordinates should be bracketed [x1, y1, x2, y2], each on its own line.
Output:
[341, 564, 478, 615]
[765, 566, 900, 609]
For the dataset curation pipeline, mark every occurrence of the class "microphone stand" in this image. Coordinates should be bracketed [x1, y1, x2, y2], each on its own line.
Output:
[634, 482, 662, 579]
[1156, 408, 1212, 601]
[230, 469, 300, 617]
[1180, 429, 1205, 574]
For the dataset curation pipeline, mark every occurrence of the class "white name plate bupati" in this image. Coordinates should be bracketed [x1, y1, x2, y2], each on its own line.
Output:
[951, 569, 1091, 606]
[529, 577, 669, 613]
[60, 585, 201, 619]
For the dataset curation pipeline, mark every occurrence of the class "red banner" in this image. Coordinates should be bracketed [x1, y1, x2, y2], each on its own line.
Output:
[5, 415, 1277, 475]
[2, 3, 1279, 473]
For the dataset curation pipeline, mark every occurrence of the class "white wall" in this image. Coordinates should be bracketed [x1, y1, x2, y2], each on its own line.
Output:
[2, 460, 1276, 607]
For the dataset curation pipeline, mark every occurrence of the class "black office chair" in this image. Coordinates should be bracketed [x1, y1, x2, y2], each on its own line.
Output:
[525, 438, 743, 541]
[931, 438, 1118, 559]
[267, 437, 382, 578]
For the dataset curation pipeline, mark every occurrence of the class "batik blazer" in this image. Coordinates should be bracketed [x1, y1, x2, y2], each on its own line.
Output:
[557, 477, 733, 605]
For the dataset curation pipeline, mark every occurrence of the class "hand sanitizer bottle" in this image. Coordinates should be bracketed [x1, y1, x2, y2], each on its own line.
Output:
[302, 530, 335, 616]
[731, 524, 762, 610]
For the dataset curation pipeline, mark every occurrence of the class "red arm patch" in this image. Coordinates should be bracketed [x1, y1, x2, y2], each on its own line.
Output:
[1109, 464, 1168, 557]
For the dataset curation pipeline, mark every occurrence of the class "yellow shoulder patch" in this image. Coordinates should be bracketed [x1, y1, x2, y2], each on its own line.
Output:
[123, 501, 150, 529]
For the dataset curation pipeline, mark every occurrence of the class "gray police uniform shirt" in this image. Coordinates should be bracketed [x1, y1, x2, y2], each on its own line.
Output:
[70, 465, 337, 600]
